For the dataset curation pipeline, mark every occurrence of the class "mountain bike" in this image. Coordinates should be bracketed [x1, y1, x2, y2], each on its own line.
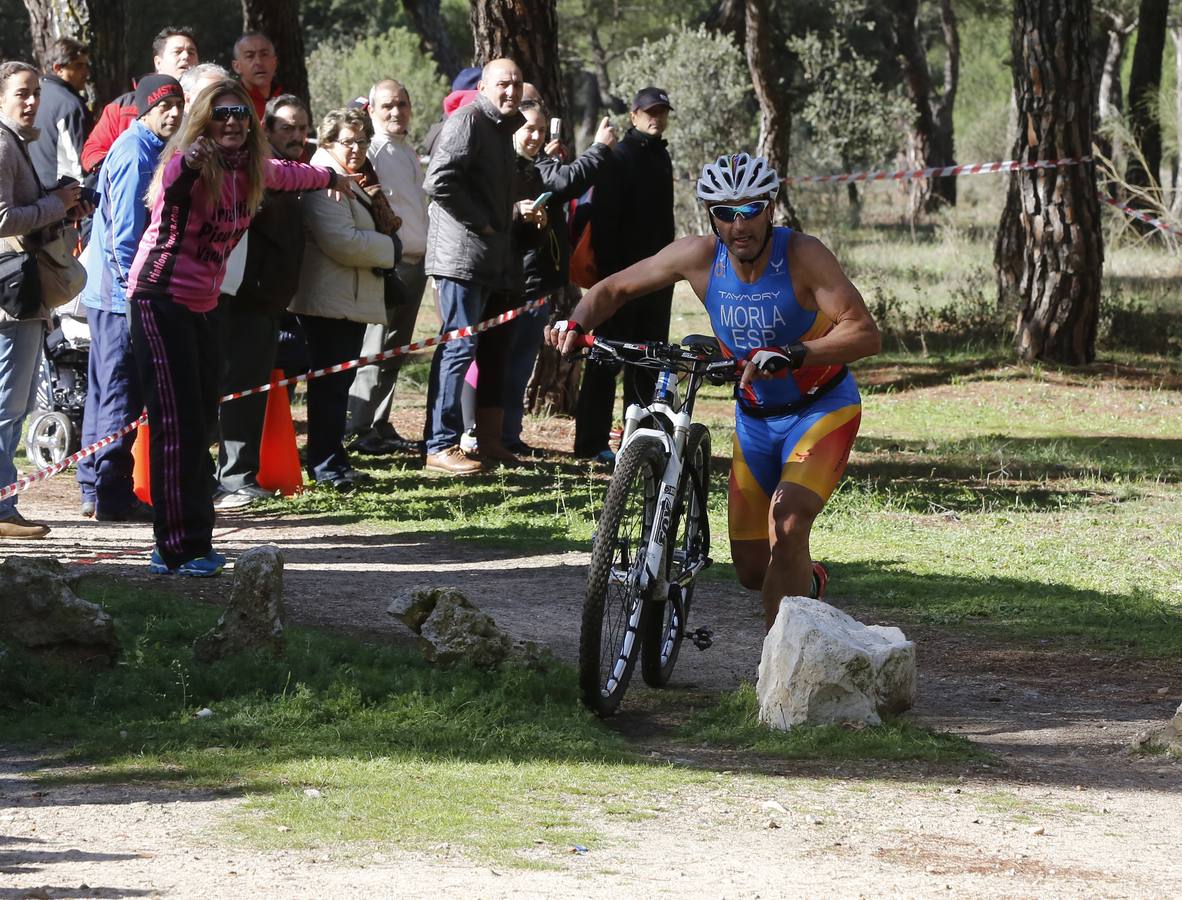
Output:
[574, 334, 738, 717]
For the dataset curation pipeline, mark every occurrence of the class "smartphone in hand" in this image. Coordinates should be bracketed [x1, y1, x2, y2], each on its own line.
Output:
[533, 191, 553, 206]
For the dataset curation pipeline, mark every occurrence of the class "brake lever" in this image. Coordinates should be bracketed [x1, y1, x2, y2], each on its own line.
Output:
[704, 357, 741, 385]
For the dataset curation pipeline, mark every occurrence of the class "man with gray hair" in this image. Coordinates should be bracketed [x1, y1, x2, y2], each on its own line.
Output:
[179, 63, 231, 108]
[346, 78, 430, 456]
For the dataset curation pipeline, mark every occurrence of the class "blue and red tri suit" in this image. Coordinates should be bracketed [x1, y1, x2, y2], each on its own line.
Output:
[702, 226, 862, 541]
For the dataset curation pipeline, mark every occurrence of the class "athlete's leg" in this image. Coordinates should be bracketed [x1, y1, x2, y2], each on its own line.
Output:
[760, 482, 824, 629]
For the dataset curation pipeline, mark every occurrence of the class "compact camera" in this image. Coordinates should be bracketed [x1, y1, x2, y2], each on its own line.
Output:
[54, 175, 99, 206]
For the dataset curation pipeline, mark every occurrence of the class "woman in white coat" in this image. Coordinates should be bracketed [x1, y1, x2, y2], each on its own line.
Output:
[289, 108, 399, 491]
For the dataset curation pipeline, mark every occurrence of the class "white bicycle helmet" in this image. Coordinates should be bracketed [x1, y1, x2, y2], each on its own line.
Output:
[696, 153, 780, 203]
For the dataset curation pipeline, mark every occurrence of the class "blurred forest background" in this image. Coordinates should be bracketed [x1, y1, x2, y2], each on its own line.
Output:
[4, 0, 1181, 364]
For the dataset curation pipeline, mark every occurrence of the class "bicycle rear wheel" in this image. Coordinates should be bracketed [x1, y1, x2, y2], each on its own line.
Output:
[641, 423, 711, 687]
[579, 436, 666, 717]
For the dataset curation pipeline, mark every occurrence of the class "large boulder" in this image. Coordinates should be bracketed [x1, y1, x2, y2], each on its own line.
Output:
[757, 596, 916, 730]
[1132, 702, 1182, 755]
[388, 586, 552, 670]
[0, 557, 119, 665]
[194, 546, 284, 663]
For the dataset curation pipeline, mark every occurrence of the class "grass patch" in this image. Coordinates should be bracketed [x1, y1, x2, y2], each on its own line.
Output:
[677, 684, 985, 763]
[0, 582, 729, 864]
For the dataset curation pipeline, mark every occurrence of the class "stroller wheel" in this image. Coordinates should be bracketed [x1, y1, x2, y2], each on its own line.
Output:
[25, 410, 75, 470]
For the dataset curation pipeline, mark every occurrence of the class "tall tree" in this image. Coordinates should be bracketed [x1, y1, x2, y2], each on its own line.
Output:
[401, 0, 463, 79]
[995, 0, 1104, 365]
[888, 0, 960, 211]
[1171, 16, 1182, 216]
[21, 0, 127, 105]
[471, 0, 565, 121]
[1092, 3, 1137, 165]
[1125, 0, 1169, 200]
[470, 0, 579, 413]
[744, 0, 799, 227]
[241, 0, 309, 107]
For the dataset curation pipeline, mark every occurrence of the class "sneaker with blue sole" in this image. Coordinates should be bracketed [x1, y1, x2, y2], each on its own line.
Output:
[149, 549, 226, 577]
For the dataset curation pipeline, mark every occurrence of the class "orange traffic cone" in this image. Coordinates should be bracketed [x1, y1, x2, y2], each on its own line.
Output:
[131, 421, 152, 505]
[256, 369, 303, 496]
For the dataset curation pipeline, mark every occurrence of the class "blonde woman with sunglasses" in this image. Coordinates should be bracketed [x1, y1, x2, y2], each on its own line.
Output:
[125, 79, 352, 576]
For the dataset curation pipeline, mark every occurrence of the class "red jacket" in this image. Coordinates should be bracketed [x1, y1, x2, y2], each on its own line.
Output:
[82, 91, 137, 174]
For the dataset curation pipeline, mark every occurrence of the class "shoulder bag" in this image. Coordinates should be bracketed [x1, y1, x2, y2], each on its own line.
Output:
[0, 122, 87, 315]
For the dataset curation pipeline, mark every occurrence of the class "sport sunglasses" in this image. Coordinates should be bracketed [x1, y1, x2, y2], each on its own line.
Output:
[211, 105, 251, 122]
[708, 199, 770, 222]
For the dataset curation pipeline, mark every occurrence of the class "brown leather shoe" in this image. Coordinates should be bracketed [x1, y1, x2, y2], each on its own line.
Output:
[424, 445, 485, 475]
[0, 510, 51, 539]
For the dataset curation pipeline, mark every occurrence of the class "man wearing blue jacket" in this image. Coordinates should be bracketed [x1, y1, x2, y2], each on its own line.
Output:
[76, 75, 183, 521]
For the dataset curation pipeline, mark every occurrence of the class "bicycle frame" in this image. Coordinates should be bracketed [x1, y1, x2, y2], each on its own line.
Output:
[607, 346, 712, 601]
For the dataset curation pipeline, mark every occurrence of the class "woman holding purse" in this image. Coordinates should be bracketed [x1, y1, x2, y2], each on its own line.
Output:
[0, 61, 90, 538]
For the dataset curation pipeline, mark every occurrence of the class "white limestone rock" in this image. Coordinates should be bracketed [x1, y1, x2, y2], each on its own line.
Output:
[757, 596, 916, 730]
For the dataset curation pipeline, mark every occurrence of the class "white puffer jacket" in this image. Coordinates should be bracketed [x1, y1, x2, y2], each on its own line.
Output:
[288, 146, 397, 324]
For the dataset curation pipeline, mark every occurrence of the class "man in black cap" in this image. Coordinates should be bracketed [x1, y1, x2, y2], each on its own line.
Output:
[76, 74, 184, 520]
[573, 86, 675, 463]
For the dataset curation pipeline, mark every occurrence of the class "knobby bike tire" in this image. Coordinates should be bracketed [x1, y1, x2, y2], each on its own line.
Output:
[579, 436, 666, 717]
[641, 423, 712, 687]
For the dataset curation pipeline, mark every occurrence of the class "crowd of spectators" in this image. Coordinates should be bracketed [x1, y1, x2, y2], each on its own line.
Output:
[0, 26, 677, 575]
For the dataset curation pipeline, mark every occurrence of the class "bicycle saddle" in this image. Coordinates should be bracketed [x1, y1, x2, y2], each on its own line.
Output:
[679, 334, 720, 354]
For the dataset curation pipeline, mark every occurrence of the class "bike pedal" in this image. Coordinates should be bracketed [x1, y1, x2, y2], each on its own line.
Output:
[690, 627, 714, 650]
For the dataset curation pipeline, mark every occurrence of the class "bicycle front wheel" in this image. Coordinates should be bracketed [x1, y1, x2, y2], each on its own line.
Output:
[579, 436, 666, 717]
[642, 423, 711, 687]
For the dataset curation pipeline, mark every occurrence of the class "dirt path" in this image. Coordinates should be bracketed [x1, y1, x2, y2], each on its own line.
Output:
[2, 484, 1180, 898]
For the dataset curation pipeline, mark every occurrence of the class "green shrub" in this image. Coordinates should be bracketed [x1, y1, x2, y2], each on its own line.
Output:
[613, 24, 757, 235]
[306, 26, 449, 145]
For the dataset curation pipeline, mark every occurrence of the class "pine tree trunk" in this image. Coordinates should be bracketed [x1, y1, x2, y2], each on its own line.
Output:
[745, 0, 799, 228]
[21, 0, 126, 105]
[241, 0, 309, 107]
[21, 0, 57, 68]
[470, 0, 576, 412]
[526, 286, 583, 416]
[929, 0, 959, 208]
[1171, 26, 1182, 217]
[400, 0, 462, 80]
[470, 0, 566, 123]
[890, 0, 959, 213]
[1125, 0, 1169, 202]
[1000, 0, 1104, 365]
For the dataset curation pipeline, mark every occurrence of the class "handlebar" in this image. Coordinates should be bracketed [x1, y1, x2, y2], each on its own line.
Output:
[579, 335, 741, 383]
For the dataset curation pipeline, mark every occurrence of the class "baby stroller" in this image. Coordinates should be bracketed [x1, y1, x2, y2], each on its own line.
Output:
[25, 313, 90, 469]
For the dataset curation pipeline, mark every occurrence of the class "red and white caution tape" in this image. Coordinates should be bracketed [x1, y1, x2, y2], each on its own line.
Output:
[219, 297, 547, 403]
[1101, 196, 1182, 239]
[0, 297, 548, 501]
[0, 411, 147, 502]
[783, 156, 1091, 185]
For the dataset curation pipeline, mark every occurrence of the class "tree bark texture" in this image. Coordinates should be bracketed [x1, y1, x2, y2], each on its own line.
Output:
[1172, 25, 1182, 216]
[400, 0, 463, 79]
[241, 0, 309, 107]
[744, 0, 799, 228]
[526, 286, 583, 416]
[21, 0, 127, 105]
[889, 0, 959, 212]
[470, 0, 566, 122]
[1125, 0, 1168, 198]
[998, 0, 1104, 365]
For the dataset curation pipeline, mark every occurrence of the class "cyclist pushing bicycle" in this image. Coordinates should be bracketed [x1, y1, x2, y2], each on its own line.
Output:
[549, 153, 880, 632]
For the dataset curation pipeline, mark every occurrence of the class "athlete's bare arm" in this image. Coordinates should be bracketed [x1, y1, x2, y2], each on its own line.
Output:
[551, 235, 715, 354]
[739, 233, 880, 388]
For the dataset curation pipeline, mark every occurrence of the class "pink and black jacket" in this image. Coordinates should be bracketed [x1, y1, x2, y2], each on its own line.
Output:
[128, 151, 338, 313]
